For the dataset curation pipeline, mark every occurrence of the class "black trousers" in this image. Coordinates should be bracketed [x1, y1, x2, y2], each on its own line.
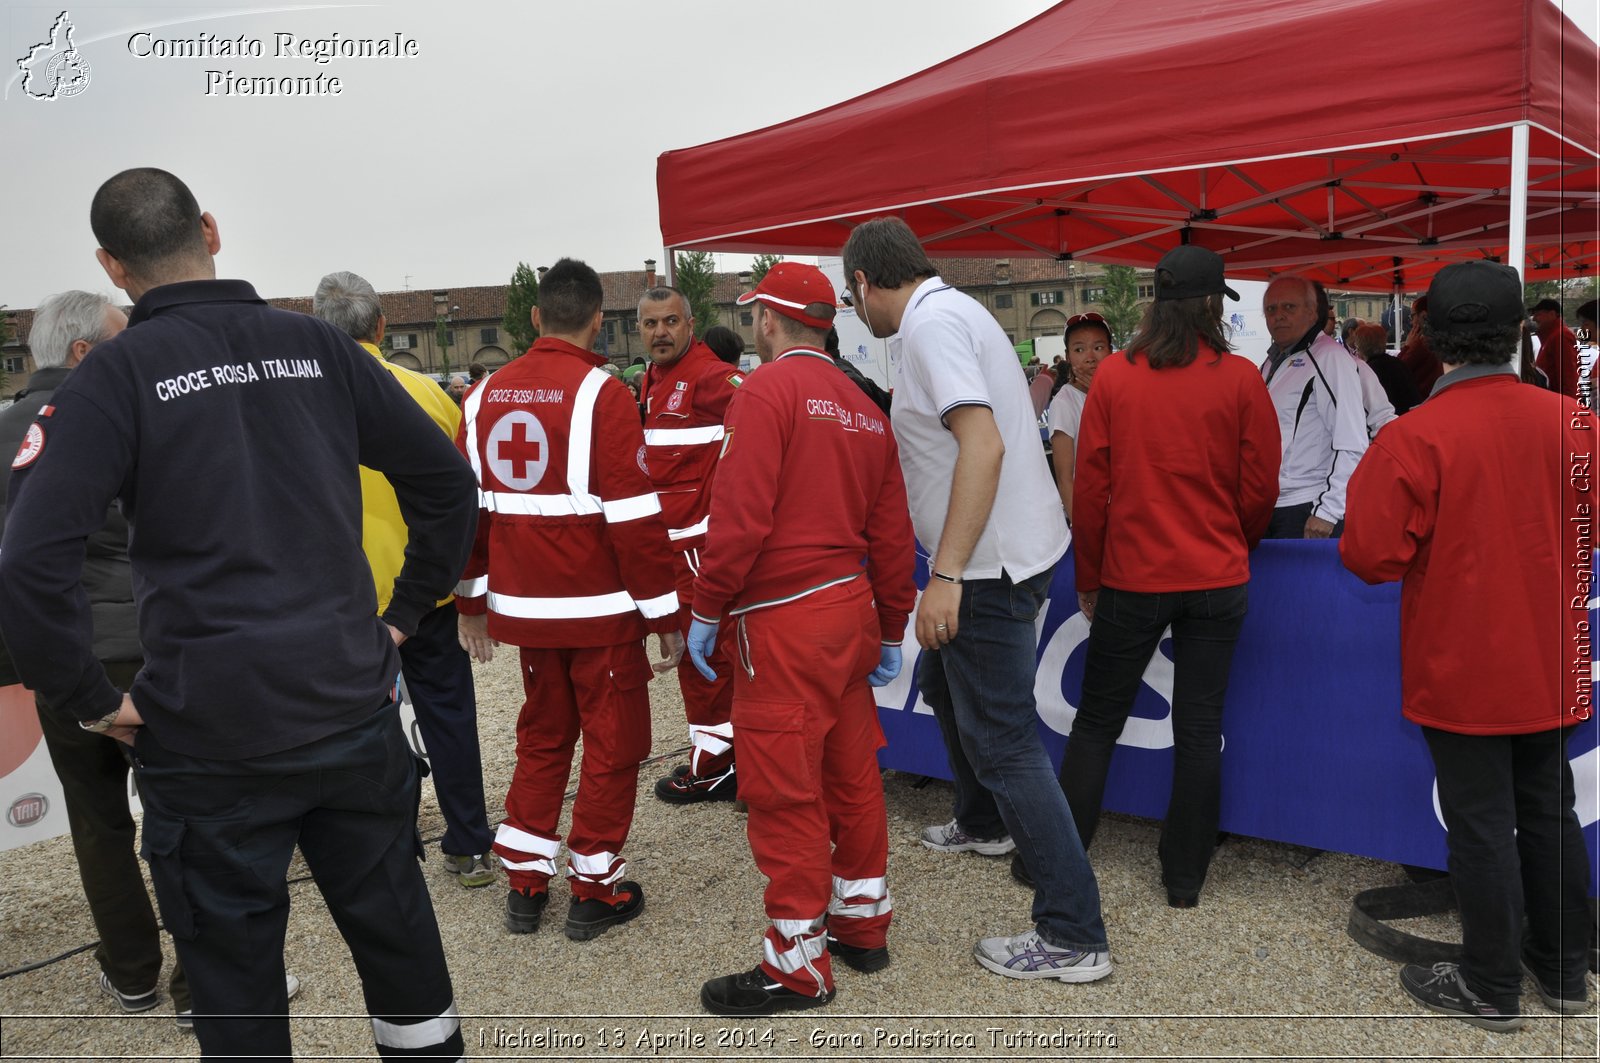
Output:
[1061, 584, 1248, 900]
[35, 660, 187, 1009]
[399, 601, 494, 856]
[1422, 725, 1592, 1011]
[134, 703, 462, 1061]
[1264, 500, 1345, 538]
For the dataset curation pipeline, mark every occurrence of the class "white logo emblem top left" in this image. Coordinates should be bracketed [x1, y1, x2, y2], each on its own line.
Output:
[18, 11, 91, 101]
[12, 423, 45, 469]
[486, 411, 550, 491]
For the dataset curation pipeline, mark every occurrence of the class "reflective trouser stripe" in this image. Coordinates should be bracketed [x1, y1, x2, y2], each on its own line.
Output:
[495, 823, 559, 877]
[689, 721, 733, 758]
[567, 850, 625, 885]
[455, 575, 487, 597]
[372, 1001, 461, 1050]
[763, 918, 829, 997]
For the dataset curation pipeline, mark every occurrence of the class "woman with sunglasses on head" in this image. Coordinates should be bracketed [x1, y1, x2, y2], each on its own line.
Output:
[1043, 313, 1112, 522]
[1061, 247, 1280, 909]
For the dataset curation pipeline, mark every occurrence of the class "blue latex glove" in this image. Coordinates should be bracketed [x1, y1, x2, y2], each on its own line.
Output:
[687, 618, 719, 681]
[866, 644, 902, 687]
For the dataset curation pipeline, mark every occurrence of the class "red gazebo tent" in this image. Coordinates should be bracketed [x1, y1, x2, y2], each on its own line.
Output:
[657, 0, 1598, 292]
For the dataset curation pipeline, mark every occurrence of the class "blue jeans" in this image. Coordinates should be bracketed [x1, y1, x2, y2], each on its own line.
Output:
[918, 567, 1108, 951]
[1062, 583, 1248, 901]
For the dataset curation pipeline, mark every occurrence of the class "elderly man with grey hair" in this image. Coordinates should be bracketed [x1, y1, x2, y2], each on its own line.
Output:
[0, 291, 187, 1014]
[1259, 274, 1370, 537]
[311, 269, 497, 889]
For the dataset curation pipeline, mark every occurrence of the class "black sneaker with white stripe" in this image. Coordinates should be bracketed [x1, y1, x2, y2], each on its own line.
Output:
[701, 966, 834, 1016]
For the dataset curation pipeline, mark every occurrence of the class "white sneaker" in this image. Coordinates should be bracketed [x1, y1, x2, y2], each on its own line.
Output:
[176, 973, 300, 1030]
[920, 818, 1015, 855]
[974, 929, 1112, 983]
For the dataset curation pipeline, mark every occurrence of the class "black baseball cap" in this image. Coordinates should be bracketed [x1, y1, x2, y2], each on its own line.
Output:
[1153, 245, 1239, 301]
[1427, 261, 1523, 333]
[1528, 297, 1563, 315]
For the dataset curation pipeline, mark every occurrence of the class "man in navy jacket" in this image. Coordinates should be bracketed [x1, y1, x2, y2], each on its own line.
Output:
[0, 168, 477, 1061]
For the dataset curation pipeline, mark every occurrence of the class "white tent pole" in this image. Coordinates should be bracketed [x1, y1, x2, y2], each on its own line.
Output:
[1509, 122, 1530, 284]
[1508, 122, 1530, 370]
[1393, 289, 1402, 349]
[664, 248, 676, 286]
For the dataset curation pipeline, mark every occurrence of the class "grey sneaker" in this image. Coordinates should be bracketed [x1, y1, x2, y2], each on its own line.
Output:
[921, 818, 1015, 856]
[1399, 962, 1524, 1032]
[176, 973, 300, 1031]
[99, 972, 159, 1013]
[1521, 959, 1589, 1015]
[973, 929, 1111, 983]
[443, 851, 496, 888]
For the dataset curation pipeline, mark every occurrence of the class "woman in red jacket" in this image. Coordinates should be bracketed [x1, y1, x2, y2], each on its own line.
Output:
[1061, 246, 1281, 909]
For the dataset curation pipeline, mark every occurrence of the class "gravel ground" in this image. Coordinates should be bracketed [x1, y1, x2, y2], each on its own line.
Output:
[1, 649, 1594, 1061]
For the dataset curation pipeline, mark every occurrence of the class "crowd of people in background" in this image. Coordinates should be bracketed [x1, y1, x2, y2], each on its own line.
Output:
[0, 167, 1593, 1060]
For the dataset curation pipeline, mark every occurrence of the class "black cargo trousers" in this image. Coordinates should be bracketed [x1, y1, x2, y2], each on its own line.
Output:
[133, 701, 463, 1061]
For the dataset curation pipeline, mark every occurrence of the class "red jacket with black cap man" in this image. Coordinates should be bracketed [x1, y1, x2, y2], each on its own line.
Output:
[1342, 260, 1594, 1030]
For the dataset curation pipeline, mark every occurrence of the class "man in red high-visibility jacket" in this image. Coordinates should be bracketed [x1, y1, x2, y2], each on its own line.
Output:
[456, 258, 684, 942]
[687, 263, 916, 1017]
[637, 285, 746, 804]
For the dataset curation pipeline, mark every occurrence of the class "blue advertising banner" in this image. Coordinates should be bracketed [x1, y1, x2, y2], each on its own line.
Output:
[874, 542, 1599, 889]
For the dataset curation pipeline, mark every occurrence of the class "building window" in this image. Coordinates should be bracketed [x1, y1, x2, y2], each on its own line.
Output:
[623, 314, 637, 335]
[994, 293, 1014, 309]
[1030, 290, 1063, 306]
[740, 310, 753, 326]
[1084, 287, 1106, 303]
[1138, 285, 1154, 299]
[603, 321, 617, 346]
[480, 327, 498, 344]
[2, 356, 24, 374]
[439, 330, 455, 346]
[391, 334, 416, 350]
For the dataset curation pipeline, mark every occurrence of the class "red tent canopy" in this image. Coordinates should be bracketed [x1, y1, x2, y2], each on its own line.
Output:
[657, 0, 1598, 292]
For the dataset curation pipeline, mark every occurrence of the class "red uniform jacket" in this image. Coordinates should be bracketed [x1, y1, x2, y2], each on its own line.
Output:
[641, 341, 743, 553]
[1075, 343, 1281, 593]
[1341, 370, 1594, 734]
[689, 347, 915, 644]
[1535, 322, 1582, 400]
[456, 338, 681, 648]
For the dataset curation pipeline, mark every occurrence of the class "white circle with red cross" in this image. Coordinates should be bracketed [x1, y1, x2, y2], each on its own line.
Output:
[485, 410, 550, 490]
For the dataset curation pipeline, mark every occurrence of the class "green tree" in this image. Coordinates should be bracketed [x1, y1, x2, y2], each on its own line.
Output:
[502, 262, 540, 353]
[674, 250, 720, 335]
[751, 253, 782, 283]
[1098, 265, 1143, 347]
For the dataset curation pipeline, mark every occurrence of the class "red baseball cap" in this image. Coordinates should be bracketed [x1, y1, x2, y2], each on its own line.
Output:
[736, 261, 837, 329]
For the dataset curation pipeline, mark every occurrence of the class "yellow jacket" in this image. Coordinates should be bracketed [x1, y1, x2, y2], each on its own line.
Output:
[358, 341, 463, 612]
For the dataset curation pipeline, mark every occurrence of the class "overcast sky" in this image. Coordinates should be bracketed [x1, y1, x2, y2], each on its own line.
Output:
[3, 0, 1595, 309]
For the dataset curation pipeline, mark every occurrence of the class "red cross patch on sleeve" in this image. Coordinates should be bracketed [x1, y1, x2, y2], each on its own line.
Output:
[11, 422, 45, 469]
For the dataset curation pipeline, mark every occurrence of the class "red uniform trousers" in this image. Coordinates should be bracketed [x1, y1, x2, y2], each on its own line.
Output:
[674, 545, 736, 778]
[493, 642, 652, 901]
[733, 578, 892, 997]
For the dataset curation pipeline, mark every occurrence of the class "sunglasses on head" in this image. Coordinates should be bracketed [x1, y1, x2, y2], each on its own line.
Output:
[1066, 312, 1106, 327]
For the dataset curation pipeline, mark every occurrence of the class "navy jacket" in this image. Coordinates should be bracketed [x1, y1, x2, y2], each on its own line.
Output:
[0, 280, 477, 758]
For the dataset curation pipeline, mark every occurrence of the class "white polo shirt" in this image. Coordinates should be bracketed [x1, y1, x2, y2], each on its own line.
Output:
[890, 277, 1069, 581]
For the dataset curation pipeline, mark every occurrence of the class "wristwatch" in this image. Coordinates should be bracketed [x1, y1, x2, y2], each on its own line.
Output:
[79, 707, 121, 734]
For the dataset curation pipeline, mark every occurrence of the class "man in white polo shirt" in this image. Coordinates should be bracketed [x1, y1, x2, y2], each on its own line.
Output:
[841, 217, 1111, 984]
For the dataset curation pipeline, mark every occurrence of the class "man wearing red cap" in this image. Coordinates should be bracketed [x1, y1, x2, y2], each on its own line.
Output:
[636, 285, 747, 805]
[687, 262, 916, 1016]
